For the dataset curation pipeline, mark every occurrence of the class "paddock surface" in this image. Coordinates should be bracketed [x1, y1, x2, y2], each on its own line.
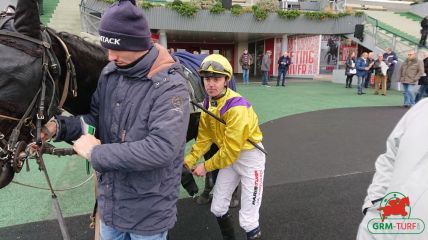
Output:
[0, 104, 407, 240]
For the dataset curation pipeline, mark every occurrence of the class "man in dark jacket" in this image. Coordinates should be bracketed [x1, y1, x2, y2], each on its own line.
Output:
[383, 48, 398, 90]
[419, 15, 428, 48]
[364, 52, 375, 88]
[41, 0, 190, 239]
[416, 52, 428, 103]
[261, 50, 271, 86]
[277, 51, 291, 86]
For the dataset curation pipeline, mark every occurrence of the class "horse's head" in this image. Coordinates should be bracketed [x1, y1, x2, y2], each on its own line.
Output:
[401, 196, 410, 206]
[0, 0, 45, 188]
[0, 0, 108, 188]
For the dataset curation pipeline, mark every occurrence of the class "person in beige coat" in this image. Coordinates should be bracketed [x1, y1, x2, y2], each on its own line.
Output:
[399, 50, 424, 107]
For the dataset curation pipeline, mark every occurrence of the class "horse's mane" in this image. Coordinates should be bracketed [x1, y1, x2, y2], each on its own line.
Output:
[48, 28, 107, 63]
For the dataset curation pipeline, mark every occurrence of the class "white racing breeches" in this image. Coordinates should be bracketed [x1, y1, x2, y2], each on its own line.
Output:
[210, 144, 266, 232]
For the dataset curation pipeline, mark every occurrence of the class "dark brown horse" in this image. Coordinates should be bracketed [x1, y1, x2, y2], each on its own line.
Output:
[0, 0, 203, 190]
[0, 0, 109, 188]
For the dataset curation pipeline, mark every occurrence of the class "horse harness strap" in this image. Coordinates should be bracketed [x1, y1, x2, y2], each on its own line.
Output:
[0, 114, 19, 121]
[46, 28, 77, 109]
[0, 15, 13, 30]
[7, 89, 41, 148]
[0, 29, 50, 48]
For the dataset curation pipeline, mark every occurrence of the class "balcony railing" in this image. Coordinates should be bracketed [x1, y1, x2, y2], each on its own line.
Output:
[364, 15, 424, 60]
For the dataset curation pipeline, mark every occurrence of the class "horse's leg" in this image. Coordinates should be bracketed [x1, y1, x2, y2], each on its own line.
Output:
[14, 0, 41, 39]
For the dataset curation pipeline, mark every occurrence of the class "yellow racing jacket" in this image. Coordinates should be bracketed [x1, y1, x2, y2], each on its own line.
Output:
[185, 88, 263, 172]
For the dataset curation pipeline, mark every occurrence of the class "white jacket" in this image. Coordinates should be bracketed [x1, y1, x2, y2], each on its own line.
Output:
[358, 99, 428, 239]
[380, 61, 389, 76]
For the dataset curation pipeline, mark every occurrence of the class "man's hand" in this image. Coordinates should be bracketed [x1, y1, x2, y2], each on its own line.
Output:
[31, 120, 58, 153]
[40, 120, 58, 142]
[73, 135, 101, 160]
[192, 163, 207, 177]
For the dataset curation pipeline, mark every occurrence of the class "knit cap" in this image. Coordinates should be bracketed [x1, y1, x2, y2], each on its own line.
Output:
[99, 0, 153, 51]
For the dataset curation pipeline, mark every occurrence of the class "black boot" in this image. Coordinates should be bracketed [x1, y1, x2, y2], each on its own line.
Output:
[197, 172, 214, 204]
[217, 212, 236, 240]
[181, 167, 198, 197]
[247, 226, 262, 240]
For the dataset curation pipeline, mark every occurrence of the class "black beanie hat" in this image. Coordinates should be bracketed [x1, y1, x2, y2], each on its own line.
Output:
[99, 0, 153, 51]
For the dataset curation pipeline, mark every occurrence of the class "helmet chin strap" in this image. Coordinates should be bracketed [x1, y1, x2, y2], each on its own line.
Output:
[211, 87, 227, 100]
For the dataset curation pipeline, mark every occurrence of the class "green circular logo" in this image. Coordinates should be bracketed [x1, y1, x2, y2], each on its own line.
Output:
[378, 192, 411, 221]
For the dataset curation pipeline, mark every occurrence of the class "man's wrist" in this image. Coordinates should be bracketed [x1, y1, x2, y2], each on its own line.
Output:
[45, 118, 59, 141]
[87, 145, 95, 161]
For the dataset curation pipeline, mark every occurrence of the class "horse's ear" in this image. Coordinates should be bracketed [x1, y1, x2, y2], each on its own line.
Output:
[13, 0, 41, 39]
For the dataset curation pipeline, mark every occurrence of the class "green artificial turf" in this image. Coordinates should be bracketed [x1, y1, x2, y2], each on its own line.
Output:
[40, 0, 60, 25]
[397, 12, 423, 22]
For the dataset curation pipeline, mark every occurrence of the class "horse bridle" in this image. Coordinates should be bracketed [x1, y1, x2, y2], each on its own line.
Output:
[0, 26, 77, 168]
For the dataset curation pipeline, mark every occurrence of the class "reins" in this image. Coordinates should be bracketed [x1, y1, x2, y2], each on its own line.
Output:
[0, 114, 20, 121]
[46, 28, 78, 109]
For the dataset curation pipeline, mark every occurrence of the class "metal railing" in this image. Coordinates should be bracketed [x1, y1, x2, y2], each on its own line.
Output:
[364, 15, 424, 60]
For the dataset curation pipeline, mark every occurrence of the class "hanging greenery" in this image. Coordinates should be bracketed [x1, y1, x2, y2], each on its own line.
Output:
[137, 1, 156, 9]
[303, 11, 352, 20]
[252, 5, 268, 21]
[231, 4, 243, 16]
[354, 11, 364, 17]
[98, 0, 365, 21]
[165, 0, 198, 17]
[210, 2, 225, 14]
[189, 0, 218, 10]
[277, 10, 300, 20]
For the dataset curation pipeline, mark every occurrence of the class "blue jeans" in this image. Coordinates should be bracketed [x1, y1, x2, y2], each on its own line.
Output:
[100, 221, 168, 240]
[402, 83, 415, 106]
[277, 68, 288, 86]
[357, 75, 366, 93]
[261, 71, 269, 85]
[242, 69, 250, 84]
[415, 85, 428, 103]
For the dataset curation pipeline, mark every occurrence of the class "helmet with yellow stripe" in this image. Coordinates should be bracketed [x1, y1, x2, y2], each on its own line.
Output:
[199, 54, 233, 80]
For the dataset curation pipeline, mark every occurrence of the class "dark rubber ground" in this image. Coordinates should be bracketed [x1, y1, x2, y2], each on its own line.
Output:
[0, 106, 407, 240]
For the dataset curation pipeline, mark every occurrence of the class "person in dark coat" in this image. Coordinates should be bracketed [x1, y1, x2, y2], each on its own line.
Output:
[345, 51, 356, 88]
[419, 15, 428, 48]
[416, 52, 428, 103]
[40, 1, 190, 239]
[276, 51, 291, 86]
[365, 52, 375, 88]
[356, 52, 370, 95]
[261, 50, 272, 86]
[383, 48, 398, 90]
